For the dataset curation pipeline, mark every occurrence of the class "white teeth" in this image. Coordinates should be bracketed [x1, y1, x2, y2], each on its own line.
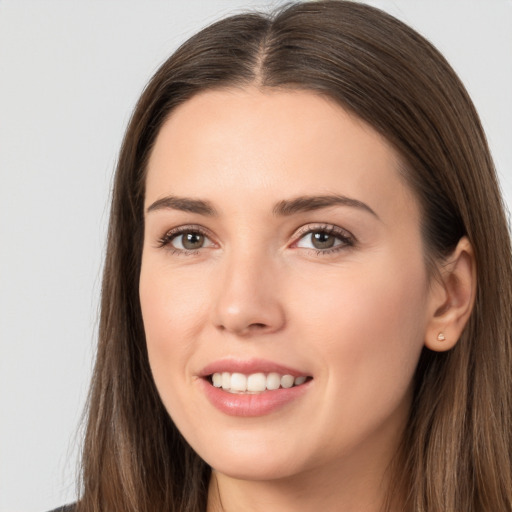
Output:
[247, 372, 267, 392]
[210, 371, 309, 393]
[267, 372, 281, 390]
[280, 375, 294, 388]
[221, 372, 230, 390]
[230, 373, 247, 392]
[212, 373, 222, 387]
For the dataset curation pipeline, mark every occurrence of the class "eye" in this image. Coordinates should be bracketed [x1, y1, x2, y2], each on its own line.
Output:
[294, 225, 354, 253]
[299, 231, 339, 250]
[157, 226, 215, 252]
[173, 231, 208, 250]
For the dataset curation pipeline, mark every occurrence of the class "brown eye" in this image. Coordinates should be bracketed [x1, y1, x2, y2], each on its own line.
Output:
[171, 231, 207, 250]
[311, 231, 336, 249]
[295, 227, 353, 253]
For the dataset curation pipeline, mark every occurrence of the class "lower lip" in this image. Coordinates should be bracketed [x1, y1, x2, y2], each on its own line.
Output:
[200, 378, 311, 417]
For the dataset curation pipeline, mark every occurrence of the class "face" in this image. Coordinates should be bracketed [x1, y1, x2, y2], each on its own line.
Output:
[140, 87, 434, 482]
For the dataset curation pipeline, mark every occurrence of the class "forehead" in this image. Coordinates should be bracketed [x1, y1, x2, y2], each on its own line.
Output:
[145, 87, 418, 225]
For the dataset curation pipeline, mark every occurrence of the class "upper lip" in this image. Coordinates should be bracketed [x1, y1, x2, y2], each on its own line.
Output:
[199, 358, 310, 378]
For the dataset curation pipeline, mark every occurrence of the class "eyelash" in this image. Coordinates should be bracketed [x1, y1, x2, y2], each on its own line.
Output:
[292, 223, 355, 255]
[156, 225, 213, 255]
[156, 223, 356, 256]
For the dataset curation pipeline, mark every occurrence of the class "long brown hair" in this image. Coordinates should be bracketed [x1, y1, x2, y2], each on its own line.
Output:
[77, 2, 512, 511]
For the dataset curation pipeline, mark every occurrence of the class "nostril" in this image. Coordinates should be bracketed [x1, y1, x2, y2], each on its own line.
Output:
[216, 321, 271, 336]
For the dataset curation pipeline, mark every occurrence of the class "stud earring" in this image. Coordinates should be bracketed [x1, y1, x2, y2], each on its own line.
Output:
[437, 332, 446, 342]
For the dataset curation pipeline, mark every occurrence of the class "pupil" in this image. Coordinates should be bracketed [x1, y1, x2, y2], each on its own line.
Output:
[312, 231, 335, 249]
[183, 232, 204, 249]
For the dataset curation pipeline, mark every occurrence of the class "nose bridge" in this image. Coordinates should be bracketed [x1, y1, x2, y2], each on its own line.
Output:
[213, 241, 285, 336]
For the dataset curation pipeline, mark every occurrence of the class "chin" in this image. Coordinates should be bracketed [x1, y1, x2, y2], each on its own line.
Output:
[210, 459, 300, 482]
[196, 438, 305, 482]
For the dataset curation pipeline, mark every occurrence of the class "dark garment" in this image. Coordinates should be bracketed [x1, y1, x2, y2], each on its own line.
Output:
[47, 505, 75, 512]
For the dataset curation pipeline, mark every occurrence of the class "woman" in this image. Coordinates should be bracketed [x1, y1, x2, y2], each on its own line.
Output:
[67, 1, 512, 511]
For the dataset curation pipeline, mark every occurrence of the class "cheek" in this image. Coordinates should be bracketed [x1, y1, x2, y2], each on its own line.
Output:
[281, 258, 428, 460]
[139, 263, 208, 409]
[293, 254, 428, 399]
[140, 262, 209, 347]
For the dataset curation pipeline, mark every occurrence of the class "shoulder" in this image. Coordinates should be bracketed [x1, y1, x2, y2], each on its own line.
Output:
[46, 505, 75, 512]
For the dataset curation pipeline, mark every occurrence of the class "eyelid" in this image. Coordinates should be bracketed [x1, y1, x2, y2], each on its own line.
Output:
[154, 222, 355, 255]
[156, 224, 216, 250]
[290, 223, 356, 252]
[292, 223, 354, 240]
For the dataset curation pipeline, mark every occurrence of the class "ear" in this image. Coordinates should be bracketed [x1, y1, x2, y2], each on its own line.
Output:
[424, 237, 477, 352]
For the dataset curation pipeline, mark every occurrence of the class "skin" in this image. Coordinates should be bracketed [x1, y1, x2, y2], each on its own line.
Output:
[139, 87, 475, 511]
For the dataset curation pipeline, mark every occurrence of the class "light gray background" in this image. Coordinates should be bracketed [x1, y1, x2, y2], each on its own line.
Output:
[0, 1, 511, 511]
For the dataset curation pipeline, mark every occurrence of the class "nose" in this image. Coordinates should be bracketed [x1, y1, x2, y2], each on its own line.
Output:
[212, 250, 286, 337]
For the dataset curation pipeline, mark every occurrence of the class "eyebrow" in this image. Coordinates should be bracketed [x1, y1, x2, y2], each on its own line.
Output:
[146, 196, 217, 216]
[146, 193, 378, 219]
[273, 194, 379, 219]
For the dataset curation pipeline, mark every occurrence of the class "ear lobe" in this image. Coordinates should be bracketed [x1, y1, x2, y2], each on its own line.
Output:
[424, 237, 477, 352]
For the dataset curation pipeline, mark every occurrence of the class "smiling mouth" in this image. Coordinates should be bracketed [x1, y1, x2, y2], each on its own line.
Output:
[207, 372, 312, 394]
